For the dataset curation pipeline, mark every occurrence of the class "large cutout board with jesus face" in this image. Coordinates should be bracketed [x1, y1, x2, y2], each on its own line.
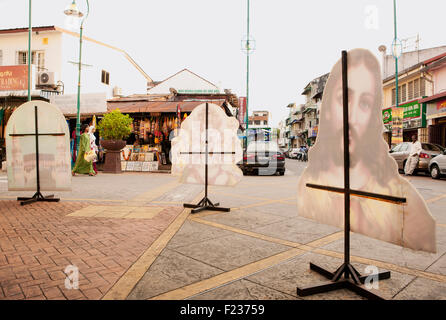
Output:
[171, 103, 243, 186]
[297, 49, 436, 253]
[5, 100, 71, 191]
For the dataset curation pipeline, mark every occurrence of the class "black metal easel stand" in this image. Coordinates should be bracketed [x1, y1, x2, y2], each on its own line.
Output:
[182, 103, 231, 214]
[296, 51, 404, 300]
[11, 106, 61, 206]
[18, 192, 59, 206]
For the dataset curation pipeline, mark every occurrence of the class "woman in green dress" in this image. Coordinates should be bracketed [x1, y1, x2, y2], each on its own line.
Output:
[72, 124, 96, 176]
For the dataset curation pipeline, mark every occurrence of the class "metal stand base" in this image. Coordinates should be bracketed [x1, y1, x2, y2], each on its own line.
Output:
[18, 192, 60, 206]
[297, 262, 391, 300]
[184, 197, 230, 214]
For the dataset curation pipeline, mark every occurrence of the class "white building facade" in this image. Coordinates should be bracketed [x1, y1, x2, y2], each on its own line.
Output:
[0, 26, 151, 115]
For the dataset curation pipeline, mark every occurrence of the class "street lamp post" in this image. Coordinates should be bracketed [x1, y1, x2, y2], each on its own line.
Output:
[392, 0, 402, 146]
[241, 0, 255, 148]
[64, 0, 90, 157]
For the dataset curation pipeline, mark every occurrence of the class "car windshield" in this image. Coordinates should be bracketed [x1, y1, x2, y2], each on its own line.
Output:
[247, 141, 279, 152]
[422, 144, 442, 152]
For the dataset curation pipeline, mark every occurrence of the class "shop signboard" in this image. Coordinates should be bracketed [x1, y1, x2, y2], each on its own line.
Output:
[437, 99, 446, 112]
[391, 107, 403, 145]
[5, 100, 71, 191]
[238, 97, 247, 126]
[382, 108, 392, 124]
[382, 100, 426, 129]
[0, 65, 29, 91]
[403, 100, 422, 119]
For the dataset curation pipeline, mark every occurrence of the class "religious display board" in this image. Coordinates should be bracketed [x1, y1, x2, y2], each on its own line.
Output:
[297, 49, 436, 253]
[5, 100, 71, 192]
[171, 102, 243, 186]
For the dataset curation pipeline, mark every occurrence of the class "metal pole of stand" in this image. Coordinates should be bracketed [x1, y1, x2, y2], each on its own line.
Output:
[205, 102, 208, 200]
[34, 106, 41, 196]
[342, 51, 351, 273]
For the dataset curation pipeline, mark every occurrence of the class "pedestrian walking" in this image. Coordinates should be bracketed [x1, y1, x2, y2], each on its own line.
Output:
[404, 135, 422, 175]
[89, 125, 99, 174]
[72, 124, 96, 176]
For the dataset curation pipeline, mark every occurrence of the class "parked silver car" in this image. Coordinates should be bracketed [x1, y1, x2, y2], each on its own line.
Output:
[389, 142, 443, 174]
[429, 149, 446, 179]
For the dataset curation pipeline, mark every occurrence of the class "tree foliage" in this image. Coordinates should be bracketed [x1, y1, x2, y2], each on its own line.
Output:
[97, 109, 133, 140]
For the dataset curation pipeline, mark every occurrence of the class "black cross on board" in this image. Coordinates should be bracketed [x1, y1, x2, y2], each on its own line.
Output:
[296, 51, 407, 300]
[9, 105, 65, 206]
[181, 103, 236, 214]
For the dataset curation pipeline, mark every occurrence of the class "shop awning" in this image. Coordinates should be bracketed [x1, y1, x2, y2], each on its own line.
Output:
[419, 91, 446, 104]
[107, 100, 226, 113]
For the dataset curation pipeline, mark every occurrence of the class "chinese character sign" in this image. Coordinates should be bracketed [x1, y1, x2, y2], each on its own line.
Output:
[171, 103, 243, 186]
[297, 49, 436, 253]
[6, 101, 71, 191]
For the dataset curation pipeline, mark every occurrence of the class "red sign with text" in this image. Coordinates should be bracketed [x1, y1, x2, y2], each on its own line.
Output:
[238, 97, 247, 126]
[0, 65, 28, 91]
[437, 99, 446, 112]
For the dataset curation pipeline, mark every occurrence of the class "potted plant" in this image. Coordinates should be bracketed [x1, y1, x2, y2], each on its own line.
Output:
[97, 109, 133, 173]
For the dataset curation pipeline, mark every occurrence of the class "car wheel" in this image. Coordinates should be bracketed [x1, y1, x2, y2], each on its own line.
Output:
[431, 164, 441, 180]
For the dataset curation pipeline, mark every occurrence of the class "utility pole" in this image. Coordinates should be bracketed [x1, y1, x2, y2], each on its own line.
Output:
[242, 0, 255, 148]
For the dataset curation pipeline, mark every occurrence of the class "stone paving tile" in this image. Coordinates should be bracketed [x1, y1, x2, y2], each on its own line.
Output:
[0, 200, 182, 300]
[190, 279, 298, 300]
[426, 253, 446, 275]
[127, 248, 223, 300]
[393, 277, 446, 300]
[246, 252, 415, 300]
[153, 184, 203, 204]
[170, 233, 291, 272]
[249, 202, 299, 218]
[251, 217, 340, 245]
[166, 220, 235, 250]
[200, 209, 287, 232]
[321, 227, 446, 271]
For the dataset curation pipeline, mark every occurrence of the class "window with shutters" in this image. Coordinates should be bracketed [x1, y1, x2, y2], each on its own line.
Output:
[408, 80, 414, 100]
[401, 84, 407, 102]
[397, 86, 402, 104]
[420, 78, 426, 97]
[101, 70, 110, 85]
[414, 79, 420, 98]
[392, 88, 396, 105]
[16, 50, 45, 71]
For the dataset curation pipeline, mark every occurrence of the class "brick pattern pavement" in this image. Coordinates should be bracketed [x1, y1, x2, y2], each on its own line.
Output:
[0, 200, 182, 300]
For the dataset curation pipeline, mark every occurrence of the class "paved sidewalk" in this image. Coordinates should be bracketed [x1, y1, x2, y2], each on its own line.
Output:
[0, 172, 195, 300]
[123, 161, 446, 300]
[1, 162, 446, 300]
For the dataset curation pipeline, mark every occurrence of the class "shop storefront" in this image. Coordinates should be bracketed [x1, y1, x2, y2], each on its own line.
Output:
[421, 94, 446, 148]
[108, 99, 229, 172]
[382, 99, 427, 145]
[308, 126, 318, 146]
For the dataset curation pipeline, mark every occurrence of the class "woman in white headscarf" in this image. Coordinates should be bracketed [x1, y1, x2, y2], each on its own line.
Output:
[89, 125, 98, 174]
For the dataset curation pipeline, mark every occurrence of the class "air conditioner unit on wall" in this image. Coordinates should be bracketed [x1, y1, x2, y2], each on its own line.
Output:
[37, 71, 56, 87]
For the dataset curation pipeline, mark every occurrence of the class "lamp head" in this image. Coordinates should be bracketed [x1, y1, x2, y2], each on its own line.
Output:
[64, 1, 83, 17]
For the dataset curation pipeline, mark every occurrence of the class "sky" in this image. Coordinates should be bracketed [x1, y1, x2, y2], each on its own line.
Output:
[1, 0, 445, 127]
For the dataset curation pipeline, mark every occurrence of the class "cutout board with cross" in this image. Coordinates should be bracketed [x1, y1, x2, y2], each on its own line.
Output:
[297, 49, 436, 254]
[171, 102, 243, 213]
[5, 101, 71, 195]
